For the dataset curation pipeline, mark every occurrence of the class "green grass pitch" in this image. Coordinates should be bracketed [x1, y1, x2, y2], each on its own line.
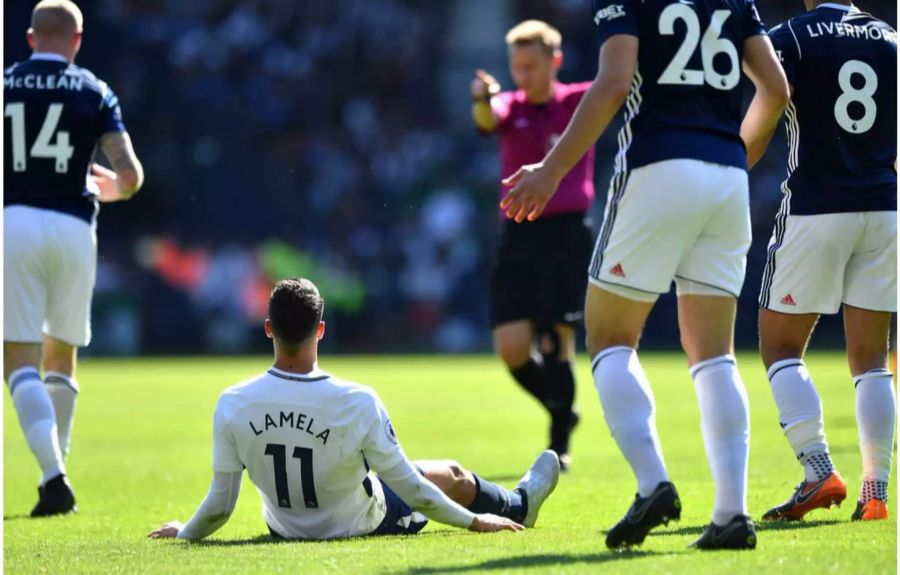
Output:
[4, 352, 897, 574]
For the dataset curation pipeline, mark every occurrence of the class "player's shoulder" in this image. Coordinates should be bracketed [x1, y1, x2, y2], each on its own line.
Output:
[4, 60, 25, 76]
[323, 375, 384, 408]
[216, 372, 267, 409]
[68, 64, 117, 99]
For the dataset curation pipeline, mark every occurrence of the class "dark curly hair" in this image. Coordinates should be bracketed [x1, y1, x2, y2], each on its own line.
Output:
[268, 278, 324, 345]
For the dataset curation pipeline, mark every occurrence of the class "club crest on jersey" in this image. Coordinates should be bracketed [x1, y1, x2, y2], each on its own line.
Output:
[594, 5, 626, 25]
[385, 420, 398, 445]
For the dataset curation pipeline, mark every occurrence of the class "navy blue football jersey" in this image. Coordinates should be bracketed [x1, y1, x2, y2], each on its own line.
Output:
[592, 0, 765, 172]
[4, 54, 126, 223]
[769, 4, 896, 215]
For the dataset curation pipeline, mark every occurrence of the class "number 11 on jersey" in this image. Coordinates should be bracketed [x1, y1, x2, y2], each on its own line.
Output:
[265, 443, 319, 509]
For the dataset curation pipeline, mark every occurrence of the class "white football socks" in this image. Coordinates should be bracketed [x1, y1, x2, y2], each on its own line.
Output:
[592, 346, 669, 497]
[691, 355, 750, 526]
[767, 358, 833, 482]
[44, 371, 79, 458]
[855, 369, 895, 501]
[8, 367, 66, 484]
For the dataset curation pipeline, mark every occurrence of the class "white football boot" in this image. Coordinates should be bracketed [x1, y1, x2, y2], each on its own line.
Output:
[516, 450, 561, 527]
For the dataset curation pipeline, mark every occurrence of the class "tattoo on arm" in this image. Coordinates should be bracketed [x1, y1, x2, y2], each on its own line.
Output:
[100, 132, 144, 197]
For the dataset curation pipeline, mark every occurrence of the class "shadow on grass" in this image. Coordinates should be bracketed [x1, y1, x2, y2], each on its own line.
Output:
[644, 524, 705, 537]
[755, 518, 841, 532]
[3, 514, 30, 522]
[404, 550, 665, 573]
[188, 535, 301, 547]
[644, 518, 840, 539]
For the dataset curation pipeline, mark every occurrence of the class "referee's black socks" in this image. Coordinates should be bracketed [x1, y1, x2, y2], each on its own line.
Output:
[509, 359, 552, 409]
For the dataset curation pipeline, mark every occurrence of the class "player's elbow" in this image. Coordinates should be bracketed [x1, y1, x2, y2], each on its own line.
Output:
[597, 75, 632, 107]
[767, 78, 790, 112]
[117, 163, 144, 198]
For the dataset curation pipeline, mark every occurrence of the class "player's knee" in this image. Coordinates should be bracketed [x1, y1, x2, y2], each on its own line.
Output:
[432, 461, 471, 497]
[846, 344, 889, 376]
[496, 339, 531, 369]
[760, 340, 805, 369]
[585, 329, 637, 359]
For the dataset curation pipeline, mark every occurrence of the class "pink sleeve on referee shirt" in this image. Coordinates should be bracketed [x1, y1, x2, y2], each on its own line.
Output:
[490, 91, 516, 133]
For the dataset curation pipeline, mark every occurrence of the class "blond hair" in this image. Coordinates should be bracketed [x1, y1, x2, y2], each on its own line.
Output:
[505, 20, 562, 55]
[31, 0, 84, 37]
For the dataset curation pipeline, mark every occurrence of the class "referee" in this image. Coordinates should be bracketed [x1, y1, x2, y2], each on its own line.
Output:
[472, 20, 596, 470]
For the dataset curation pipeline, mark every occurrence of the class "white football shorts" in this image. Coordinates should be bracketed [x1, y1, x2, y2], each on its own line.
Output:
[759, 211, 896, 314]
[588, 158, 751, 301]
[4, 205, 97, 346]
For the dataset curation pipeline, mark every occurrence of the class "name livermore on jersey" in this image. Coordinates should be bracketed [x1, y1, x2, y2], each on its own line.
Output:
[211, 368, 406, 540]
[769, 4, 897, 215]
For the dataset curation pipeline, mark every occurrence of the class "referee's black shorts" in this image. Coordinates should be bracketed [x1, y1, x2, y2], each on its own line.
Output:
[490, 212, 593, 329]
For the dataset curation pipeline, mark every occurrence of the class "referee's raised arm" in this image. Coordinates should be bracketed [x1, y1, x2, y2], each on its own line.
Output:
[471, 69, 500, 132]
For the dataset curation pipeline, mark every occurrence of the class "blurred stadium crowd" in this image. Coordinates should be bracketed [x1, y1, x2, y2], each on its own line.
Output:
[4, 0, 896, 354]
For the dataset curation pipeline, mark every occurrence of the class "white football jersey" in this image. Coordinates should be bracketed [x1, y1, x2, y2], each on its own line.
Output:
[212, 367, 406, 539]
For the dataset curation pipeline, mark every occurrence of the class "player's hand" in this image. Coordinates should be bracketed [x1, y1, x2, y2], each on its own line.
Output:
[147, 520, 184, 539]
[91, 163, 127, 203]
[471, 69, 500, 101]
[468, 514, 524, 533]
[500, 162, 562, 223]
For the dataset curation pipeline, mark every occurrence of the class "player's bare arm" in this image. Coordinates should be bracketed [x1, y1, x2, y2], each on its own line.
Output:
[740, 35, 790, 170]
[95, 131, 144, 202]
[471, 69, 501, 132]
[500, 35, 637, 223]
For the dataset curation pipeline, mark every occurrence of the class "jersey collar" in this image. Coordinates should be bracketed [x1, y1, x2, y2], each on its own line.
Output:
[816, 3, 860, 13]
[30, 52, 69, 63]
[267, 366, 330, 382]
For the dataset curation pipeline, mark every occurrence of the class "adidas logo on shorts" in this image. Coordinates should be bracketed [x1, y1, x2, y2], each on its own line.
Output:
[610, 263, 627, 278]
[780, 294, 797, 306]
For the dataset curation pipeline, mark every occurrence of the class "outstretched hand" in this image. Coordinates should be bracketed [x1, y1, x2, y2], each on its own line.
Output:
[468, 513, 525, 533]
[500, 163, 560, 223]
[147, 520, 184, 539]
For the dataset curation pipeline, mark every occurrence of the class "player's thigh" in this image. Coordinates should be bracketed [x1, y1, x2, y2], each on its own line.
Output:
[4, 206, 48, 346]
[584, 283, 655, 358]
[843, 211, 896, 315]
[675, 164, 751, 299]
[759, 213, 857, 314]
[758, 307, 820, 368]
[493, 321, 534, 368]
[44, 214, 97, 348]
[677, 294, 737, 365]
[589, 159, 722, 297]
[843, 304, 892, 376]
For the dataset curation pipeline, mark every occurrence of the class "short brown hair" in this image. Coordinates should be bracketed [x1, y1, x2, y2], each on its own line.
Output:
[268, 278, 325, 345]
[505, 20, 562, 56]
[31, 0, 84, 38]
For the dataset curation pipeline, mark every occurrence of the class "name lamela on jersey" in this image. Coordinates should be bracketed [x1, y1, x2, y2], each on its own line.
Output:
[249, 410, 331, 445]
[806, 21, 897, 43]
[4, 72, 85, 91]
